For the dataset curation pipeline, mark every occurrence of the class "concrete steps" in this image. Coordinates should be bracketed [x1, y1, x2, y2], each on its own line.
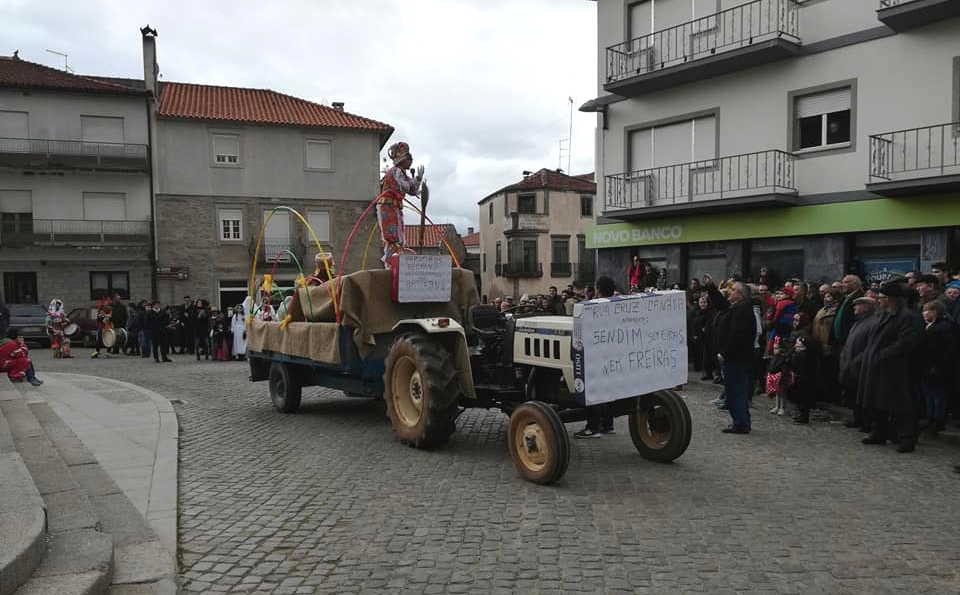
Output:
[0, 383, 175, 594]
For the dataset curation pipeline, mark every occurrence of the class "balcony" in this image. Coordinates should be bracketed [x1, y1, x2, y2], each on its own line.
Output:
[252, 241, 303, 265]
[867, 122, 960, 196]
[604, 150, 798, 220]
[504, 212, 549, 235]
[0, 219, 150, 247]
[0, 138, 149, 172]
[605, 0, 801, 97]
[877, 0, 960, 32]
[500, 263, 543, 278]
[550, 262, 572, 277]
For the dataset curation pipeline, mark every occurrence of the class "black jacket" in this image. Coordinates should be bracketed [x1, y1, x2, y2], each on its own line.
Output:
[714, 300, 756, 364]
[838, 312, 879, 390]
[857, 305, 923, 414]
[919, 318, 957, 384]
[111, 301, 128, 329]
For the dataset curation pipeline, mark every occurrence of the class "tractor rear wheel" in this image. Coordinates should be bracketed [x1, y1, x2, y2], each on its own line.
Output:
[507, 401, 570, 485]
[629, 389, 691, 463]
[383, 334, 461, 448]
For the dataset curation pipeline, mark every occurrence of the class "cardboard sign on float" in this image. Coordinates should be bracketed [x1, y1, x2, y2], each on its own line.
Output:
[572, 291, 688, 406]
[392, 254, 453, 303]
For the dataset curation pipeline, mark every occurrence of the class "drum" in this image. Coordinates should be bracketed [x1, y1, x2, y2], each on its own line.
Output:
[63, 323, 79, 337]
[101, 327, 116, 348]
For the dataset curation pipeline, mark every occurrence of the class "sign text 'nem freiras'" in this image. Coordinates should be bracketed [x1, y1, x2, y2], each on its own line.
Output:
[397, 254, 452, 303]
[573, 291, 688, 405]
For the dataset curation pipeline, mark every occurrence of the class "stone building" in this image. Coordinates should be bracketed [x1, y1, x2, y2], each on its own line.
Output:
[141, 33, 393, 308]
[478, 169, 596, 300]
[0, 54, 153, 307]
[584, 0, 960, 288]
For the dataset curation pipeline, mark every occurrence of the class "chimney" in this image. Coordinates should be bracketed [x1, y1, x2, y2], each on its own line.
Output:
[332, 102, 344, 111]
[467, 227, 474, 235]
[140, 25, 158, 96]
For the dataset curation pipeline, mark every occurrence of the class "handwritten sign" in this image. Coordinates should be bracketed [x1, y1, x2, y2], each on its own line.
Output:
[397, 254, 453, 303]
[572, 291, 688, 405]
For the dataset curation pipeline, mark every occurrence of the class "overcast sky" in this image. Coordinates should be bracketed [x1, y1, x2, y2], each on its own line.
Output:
[2, 0, 598, 233]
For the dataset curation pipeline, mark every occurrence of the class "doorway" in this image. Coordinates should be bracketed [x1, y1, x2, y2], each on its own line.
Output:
[4, 272, 37, 304]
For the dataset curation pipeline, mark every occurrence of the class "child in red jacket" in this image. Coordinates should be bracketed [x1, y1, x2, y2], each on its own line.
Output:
[0, 329, 42, 385]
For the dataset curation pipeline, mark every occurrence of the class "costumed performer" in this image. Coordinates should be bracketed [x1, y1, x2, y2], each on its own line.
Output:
[46, 299, 73, 359]
[92, 298, 113, 358]
[231, 305, 247, 360]
[377, 141, 424, 268]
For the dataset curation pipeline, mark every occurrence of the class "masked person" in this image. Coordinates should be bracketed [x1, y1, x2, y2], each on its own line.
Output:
[377, 141, 424, 268]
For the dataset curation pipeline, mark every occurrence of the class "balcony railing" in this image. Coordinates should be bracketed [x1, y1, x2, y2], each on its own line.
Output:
[0, 219, 150, 246]
[605, 150, 797, 213]
[550, 262, 572, 277]
[869, 123, 960, 182]
[879, 0, 916, 6]
[606, 0, 800, 85]
[501, 263, 543, 278]
[260, 241, 300, 264]
[0, 137, 149, 171]
[877, 0, 960, 30]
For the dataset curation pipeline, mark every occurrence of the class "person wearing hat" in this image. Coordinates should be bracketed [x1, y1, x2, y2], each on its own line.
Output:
[857, 280, 923, 453]
[377, 141, 424, 268]
[838, 296, 879, 431]
[942, 280, 960, 321]
[785, 311, 818, 424]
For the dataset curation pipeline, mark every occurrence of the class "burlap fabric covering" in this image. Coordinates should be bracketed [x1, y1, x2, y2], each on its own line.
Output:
[248, 268, 479, 365]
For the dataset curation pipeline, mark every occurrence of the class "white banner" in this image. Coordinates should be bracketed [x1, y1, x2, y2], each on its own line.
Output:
[572, 291, 688, 405]
[397, 254, 453, 303]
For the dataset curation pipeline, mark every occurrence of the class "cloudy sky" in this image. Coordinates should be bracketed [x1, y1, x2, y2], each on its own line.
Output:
[2, 0, 599, 233]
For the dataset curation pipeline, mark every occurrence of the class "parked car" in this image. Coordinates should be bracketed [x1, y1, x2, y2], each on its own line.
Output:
[67, 307, 99, 347]
[8, 304, 50, 347]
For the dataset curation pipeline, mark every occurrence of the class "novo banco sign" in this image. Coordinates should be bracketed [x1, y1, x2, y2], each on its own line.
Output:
[586, 196, 960, 250]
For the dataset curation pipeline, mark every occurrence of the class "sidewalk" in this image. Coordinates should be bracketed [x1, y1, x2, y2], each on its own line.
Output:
[25, 372, 179, 558]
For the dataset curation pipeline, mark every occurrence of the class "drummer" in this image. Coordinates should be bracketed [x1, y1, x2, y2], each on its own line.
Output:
[91, 298, 113, 359]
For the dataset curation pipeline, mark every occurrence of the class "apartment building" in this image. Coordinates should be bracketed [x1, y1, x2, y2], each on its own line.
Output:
[585, 0, 960, 288]
[138, 32, 393, 308]
[0, 55, 152, 306]
[478, 169, 596, 300]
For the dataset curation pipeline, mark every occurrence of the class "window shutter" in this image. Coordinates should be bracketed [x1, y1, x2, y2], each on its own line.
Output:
[629, 128, 653, 171]
[83, 192, 126, 220]
[307, 211, 331, 243]
[213, 134, 240, 160]
[652, 120, 692, 167]
[0, 190, 32, 213]
[306, 140, 332, 169]
[81, 116, 124, 143]
[0, 111, 28, 138]
[693, 116, 717, 162]
[796, 88, 851, 118]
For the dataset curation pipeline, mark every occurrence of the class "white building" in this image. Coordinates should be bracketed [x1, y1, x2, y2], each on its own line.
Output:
[584, 0, 960, 288]
[0, 54, 152, 305]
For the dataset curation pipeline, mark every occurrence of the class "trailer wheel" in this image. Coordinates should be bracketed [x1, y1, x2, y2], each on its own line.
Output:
[269, 362, 302, 414]
[629, 389, 691, 463]
[383, 334, 461, 448]
[507, 401, 570, 485]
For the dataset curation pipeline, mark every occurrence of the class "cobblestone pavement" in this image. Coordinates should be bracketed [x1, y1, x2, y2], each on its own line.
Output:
[44, 350, 960, 593]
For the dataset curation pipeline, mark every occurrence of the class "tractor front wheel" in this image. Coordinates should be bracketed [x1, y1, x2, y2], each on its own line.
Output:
[507, 401, 570, 485]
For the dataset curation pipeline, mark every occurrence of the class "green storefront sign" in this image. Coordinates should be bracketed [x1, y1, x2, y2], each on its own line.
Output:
[586, 196, 960, 249]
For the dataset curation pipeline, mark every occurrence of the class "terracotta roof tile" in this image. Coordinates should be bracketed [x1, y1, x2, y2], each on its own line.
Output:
[461, 232, 480, 247]
[403, 224, 457, 249]
[158, 82, 393, 136]
[0, 55, 142, 95]
[479, 168, 596, 203]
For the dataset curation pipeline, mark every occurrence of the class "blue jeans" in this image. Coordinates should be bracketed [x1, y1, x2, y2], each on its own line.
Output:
[722, 361, 752, 430]
[26, 363, 37, 382]
[921, 378, 946, 421]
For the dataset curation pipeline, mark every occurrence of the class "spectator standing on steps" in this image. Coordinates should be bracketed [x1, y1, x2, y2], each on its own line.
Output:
[715, 282, 756, 434]
[574, 276, 617, 439]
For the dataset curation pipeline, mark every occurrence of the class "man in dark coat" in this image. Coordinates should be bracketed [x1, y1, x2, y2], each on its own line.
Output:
[833, 275, 865, 346]
[858, 280, 923, 452]
[715, 282, 756, 434]
[109, 293, 128, 355]
[838, 297, 879, 431]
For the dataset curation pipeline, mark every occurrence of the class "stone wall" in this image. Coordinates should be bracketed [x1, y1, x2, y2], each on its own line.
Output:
[0, 259, 152, 309]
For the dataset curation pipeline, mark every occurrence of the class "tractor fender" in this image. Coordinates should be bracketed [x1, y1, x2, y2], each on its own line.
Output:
[391, 319, 476, 400]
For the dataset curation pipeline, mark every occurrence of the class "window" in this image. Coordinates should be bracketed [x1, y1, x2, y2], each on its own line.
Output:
[629, 114, 717, 170]
[495, 241, 502, 269]
[81, 116, 124, 143]
[488, 203, 493, 224]
[0, 111, 28, 138]
[517, 193, 536, 214]
[90, 271, 129, 300]
[305, 139, 332, 170]
[218, 209, 243, 241]
[482, 253, 487, 273]
[212, 134, 241, 165]
[0, 190, 32, 235]
[517, 239, 538, 270]
[82, 192, 126, 221]
[795, 88, 851, 151]
[306, 210, 331, 243]
[552, 237, 569, 264]
[1, 213, 32, 235]
[580, 195, 593, 217]
[263, 209, 291, 261]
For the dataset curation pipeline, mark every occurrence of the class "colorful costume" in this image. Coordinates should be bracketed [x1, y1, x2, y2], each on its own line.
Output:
[377, 142, 422, 267]
[0, 337, 30, 380]
[46, 299, 72, 359]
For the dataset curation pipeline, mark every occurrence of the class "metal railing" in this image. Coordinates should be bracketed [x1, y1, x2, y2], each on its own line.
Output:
[879, 0, 917, 7]
[261, 241, 299, 264]
[1, 219, 150, 245]
[869, 122, 960, 183]
[605, 149, 796, 212]
[0, 137, 148, 158]
[606, 0, 800, 84]
[501, 263, 543, 278]
[551, 262, 572, 277]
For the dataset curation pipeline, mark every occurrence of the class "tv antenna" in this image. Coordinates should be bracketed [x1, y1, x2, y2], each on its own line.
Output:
[45, 49, 72, 72]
